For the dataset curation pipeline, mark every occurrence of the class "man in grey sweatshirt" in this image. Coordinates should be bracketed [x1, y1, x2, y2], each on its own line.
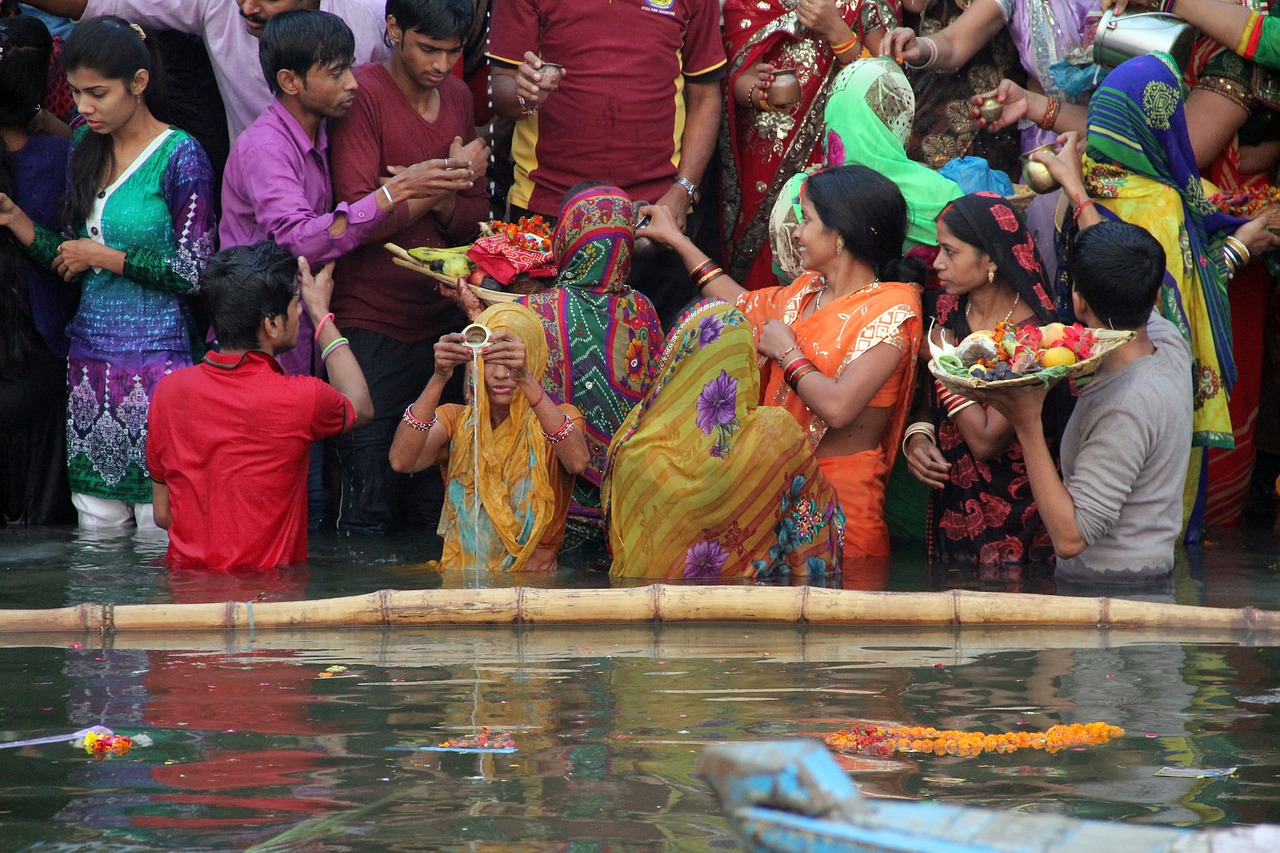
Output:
[964, 221, 1193, 584]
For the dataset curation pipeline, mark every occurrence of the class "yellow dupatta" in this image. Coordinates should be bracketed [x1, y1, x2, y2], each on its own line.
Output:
[442, 303, 556, 572]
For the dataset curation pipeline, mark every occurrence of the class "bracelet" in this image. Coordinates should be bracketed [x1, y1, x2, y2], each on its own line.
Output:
[1072, 198, 1096, 223]
[543, 413, 575, 444]
[1038, 96, 1061, 132]
[935, 380, 976, 418]
[320, 336, 349, 360]
[527, 386, 545, 409]
[516, 94, 536, 116]
[905, 37, 938, 70]
[1159, 0, 1176, 11]
[694, 265, 725, 290]
[313, 312, 334, 342]
[831, 35, 860, 56]
[402, 404, 436, 432]
[1238, 10, 1265, 58]
[689, 259, 716, 283]
[379, 184, 394, 209]
[783, 356, 819, 388]
[1225, 234, 1251, 266]
[1223, 241, 1246, 278]
[786, 364, 820, 387]
[901, 421, 937, 456]
[776, 344, 800, 366]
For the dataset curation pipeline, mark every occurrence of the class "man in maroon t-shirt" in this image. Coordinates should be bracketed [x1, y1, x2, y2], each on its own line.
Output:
[487, 0, 726, 327]
[147, 243, 373, 570]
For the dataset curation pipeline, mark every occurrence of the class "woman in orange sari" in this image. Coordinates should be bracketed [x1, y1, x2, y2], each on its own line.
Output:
[722, 0, 898, 291]
[640, 164, 924, 559]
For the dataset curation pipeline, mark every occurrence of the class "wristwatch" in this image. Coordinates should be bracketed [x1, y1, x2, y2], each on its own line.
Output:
[674, 176, 700, 211]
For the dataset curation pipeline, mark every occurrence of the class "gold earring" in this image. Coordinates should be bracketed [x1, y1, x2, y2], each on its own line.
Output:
[836, 238, 845, 255]
[987, 267, 996, 284]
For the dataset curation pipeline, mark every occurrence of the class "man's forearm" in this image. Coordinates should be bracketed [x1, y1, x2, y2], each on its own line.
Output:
[1016, 426, 1089, 558]
[676, 80, 721, 186]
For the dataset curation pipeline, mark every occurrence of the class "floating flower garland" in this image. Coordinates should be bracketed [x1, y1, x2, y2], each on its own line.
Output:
[824, 722, 1124, 758]
[80, 729, 134, 757]
[437, 727, 516, 751]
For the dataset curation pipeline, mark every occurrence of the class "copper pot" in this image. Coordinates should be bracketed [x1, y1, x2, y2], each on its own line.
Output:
[767, 69, 802, 108]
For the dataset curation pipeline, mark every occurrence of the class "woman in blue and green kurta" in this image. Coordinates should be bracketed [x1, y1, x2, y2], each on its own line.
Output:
[0, 17, 215, 528]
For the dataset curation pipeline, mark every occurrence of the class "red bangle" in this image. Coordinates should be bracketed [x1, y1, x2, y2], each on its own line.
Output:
[313, 312, 334, 342]
[1037, 96, 1060, 132]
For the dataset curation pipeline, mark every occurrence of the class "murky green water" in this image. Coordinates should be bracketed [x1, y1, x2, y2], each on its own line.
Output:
[2, 526, 1280, 850]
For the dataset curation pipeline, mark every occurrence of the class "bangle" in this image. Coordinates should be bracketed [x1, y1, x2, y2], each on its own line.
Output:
[379, 184, 394, 208]
[402, 404, 436, 432]
[935, 381, 977, 418]
[320, 336, 349, 360]
[783, 356, 819, 387]
[694, 265, 725, 289]
[689, 259, 716, 283]
[1238, 9, 1265, 58]
[543, 413, 575, 444]
[313, 312, 334, 342]
[831, 35, 860, 56]
[902, 421, 937, 456]
[1038, 96, 1061, 132]
[1226, 234, 1251, 266]
[905, 37, 937, 70]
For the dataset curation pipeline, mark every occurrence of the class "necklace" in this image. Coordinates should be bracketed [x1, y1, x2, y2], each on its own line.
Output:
[815, 277, 880, 311]
[966, 292, 1020, 327]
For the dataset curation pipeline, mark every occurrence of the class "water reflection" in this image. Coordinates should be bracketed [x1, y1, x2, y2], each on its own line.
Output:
[1, 628, 1277, 850]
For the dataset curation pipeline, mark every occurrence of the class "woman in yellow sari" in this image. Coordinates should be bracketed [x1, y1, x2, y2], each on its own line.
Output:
[602, 299, 845, 582]
[639, 164, 924, 562]
[389, 303, 590, 572]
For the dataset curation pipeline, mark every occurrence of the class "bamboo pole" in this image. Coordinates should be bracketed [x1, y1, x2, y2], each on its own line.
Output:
[2, 586, 1280, 635]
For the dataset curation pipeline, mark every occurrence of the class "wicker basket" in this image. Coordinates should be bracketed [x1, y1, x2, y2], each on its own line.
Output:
[385, 243, 523, 305]
[929, 328, 1135, 393]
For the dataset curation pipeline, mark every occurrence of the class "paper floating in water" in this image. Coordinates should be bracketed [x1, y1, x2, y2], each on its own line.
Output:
[1154, 766, 1237, 778]
[1237, 689, 1280, 704]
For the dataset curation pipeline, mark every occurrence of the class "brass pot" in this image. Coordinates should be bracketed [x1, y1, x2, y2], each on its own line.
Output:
[462, 323, 492, 348]
[1020, 144, 1061, 194]
[767, 69, 802, 108]
[978, 96, 1003, 123]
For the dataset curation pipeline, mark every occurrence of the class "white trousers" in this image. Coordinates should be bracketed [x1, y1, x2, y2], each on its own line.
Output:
[72, 493, 157, 530]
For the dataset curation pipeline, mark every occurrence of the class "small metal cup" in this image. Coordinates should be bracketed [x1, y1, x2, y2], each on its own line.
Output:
[462, 323, 491, 349]
[766, 69, 802, 108]
[978, 96, 1004, 124]
[1020, 144, 1061, 195]
[538, 62, 565, 90]
[633, 202, 655, 255]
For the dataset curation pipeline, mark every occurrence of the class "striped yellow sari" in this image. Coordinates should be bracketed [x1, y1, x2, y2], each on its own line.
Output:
[601, 300, 844, 582]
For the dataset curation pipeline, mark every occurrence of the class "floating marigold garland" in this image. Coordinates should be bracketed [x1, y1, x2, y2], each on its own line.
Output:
[437, 727, 516, 750]
[81, 729, 133, 757]
[824, 722, 1124, 758]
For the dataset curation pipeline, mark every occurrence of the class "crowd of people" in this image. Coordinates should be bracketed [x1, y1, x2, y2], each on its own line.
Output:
[2, 0, 1279, 588]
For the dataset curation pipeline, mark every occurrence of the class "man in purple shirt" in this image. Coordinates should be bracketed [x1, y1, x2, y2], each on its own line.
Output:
[219, 8, 474, 528]
[220, 8, 472, 374]
[24, 0, 390, 138]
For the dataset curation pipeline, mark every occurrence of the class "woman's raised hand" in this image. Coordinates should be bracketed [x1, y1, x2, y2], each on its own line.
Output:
[635, 203, 688, 250]
[971, 79, 1032, 132]
[481, 330, 529, 380]
[434, 332, 472, 379]
[880, 27, 923, 65]
[797, 0, 849, 44]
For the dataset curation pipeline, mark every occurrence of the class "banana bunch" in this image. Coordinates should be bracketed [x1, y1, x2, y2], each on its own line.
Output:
[408, 244, 473, 279]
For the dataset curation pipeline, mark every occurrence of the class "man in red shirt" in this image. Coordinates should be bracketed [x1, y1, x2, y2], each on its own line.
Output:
[146, 243, 373, 569]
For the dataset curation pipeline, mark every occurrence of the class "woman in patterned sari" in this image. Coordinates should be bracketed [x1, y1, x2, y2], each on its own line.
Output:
[1053, 53, 1275, 538]
[0, 18, 215, 529]
[904, 193, 1063, 565]
[445, 184, 663, 547]
[639, 164, 924, 561]
[722, 0, 898, 291]
[603, 300, 845, 581]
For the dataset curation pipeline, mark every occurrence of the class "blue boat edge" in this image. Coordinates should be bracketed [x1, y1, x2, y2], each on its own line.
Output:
[695, 739, 1280, 853]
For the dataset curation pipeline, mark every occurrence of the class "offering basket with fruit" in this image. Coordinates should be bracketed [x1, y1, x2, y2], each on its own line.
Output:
[384, 242, 522, 305]
[928, 320, 1134, 393]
